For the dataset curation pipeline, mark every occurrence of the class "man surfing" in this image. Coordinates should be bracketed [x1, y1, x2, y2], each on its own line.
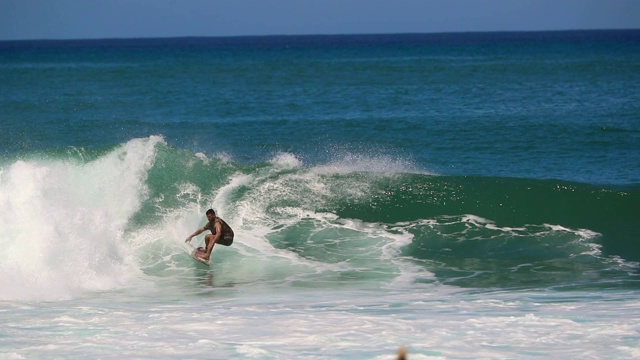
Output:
[185, 209, 234, 262]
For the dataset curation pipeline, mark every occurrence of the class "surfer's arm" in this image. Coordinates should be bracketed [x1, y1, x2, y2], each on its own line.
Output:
[185, 227, 206, 243]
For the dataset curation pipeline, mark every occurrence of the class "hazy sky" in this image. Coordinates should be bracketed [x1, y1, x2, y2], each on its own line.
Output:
[1, 0, 639, 40]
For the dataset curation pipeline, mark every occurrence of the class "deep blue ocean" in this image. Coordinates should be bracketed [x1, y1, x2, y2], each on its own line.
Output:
[1, 30, 639, 359]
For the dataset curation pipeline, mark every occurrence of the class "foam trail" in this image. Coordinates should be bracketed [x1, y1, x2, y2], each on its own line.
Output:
[0, 136, 163, 300]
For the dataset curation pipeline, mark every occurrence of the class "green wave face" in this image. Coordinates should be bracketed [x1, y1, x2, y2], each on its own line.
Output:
[139, 142, 640, 289]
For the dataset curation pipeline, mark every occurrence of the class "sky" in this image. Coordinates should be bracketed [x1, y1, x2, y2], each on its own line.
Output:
[1, 0, 639, 40]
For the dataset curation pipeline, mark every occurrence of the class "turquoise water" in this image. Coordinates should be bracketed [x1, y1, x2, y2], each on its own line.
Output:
[1, 30, 640, 358]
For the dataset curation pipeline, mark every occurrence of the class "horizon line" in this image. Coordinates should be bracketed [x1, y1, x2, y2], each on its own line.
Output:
[1, 27, 639, 43]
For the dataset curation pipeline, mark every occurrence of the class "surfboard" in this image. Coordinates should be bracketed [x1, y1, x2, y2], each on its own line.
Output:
[191, 248, 210, 266]
[185, 244, 210, 266]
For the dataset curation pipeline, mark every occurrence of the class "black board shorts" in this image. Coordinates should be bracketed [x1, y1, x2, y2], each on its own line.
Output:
[218, 234, 234, 246]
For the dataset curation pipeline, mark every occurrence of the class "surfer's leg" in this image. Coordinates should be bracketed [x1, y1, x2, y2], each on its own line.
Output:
[203, 234, 217, 260]
[197, 237, 208, 253]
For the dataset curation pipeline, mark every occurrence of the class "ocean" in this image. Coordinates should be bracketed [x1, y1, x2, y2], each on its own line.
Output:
[1, 30, 639, 359]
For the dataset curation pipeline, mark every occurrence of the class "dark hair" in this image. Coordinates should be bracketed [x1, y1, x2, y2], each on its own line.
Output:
[205, 209, 215, 216]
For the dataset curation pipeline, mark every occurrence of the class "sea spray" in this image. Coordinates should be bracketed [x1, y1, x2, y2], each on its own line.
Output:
[0, 136, 163, 300]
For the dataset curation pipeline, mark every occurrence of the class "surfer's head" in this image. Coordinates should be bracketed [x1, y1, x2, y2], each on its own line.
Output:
[205, 209, 216, 221]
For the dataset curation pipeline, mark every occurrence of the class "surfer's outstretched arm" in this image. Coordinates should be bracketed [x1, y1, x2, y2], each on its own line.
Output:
[185, 227, 205, 243]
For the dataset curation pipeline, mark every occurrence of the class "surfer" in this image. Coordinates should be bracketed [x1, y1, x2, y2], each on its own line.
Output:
[185, 209, 234, 261]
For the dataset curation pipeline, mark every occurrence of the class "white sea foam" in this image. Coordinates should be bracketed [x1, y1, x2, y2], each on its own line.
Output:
[2, 287, 639, 359]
